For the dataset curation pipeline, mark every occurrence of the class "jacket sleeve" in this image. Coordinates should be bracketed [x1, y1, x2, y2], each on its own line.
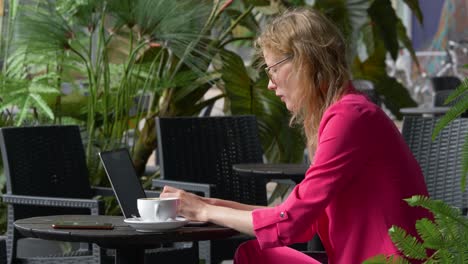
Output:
[252, 106, 374, 249]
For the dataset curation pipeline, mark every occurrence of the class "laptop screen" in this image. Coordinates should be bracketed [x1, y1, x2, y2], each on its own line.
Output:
[99, 148, 147, 218]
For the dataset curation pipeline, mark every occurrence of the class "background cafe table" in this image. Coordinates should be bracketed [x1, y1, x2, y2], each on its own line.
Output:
[400, 106, 450, 116]
[232, 163, 309, 185]
[14, 215, 238, 264]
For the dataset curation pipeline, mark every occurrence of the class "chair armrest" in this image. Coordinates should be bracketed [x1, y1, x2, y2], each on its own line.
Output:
[2, 194, 103, 215]
[152, 179, 214, 197]
[144, 189, 161, 198]
[91, 186, 115, 197]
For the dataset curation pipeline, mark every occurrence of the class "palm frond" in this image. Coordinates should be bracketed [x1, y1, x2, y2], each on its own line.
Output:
[14, 3, 75, 54]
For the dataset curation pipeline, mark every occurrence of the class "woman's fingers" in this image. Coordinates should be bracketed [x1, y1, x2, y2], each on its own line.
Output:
[159, 192, 179, 199]
[162, 185, 179, 193]
[159, 186, 182, 199]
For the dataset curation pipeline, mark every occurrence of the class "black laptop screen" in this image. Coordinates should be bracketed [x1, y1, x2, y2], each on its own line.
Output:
[99, 148, 147, 218]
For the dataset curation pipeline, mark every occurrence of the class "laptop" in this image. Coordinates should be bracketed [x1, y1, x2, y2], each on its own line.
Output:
[99, 148, 150, 218]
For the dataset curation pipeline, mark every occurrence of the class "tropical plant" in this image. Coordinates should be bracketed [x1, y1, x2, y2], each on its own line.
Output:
[1, 0, 255, 180]
[363, 196, 468, 264]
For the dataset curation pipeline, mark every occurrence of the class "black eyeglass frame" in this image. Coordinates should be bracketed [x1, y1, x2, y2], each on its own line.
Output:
[264, 56, 292, 81]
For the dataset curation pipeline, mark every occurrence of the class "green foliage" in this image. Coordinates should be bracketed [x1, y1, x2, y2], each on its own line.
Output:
[364, 196, 468, 264]
[0, 74, 60, 125]
[388, 226, 427, 260]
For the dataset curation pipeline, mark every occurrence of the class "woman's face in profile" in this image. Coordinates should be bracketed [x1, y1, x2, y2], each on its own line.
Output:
[263, 49, 300, 112]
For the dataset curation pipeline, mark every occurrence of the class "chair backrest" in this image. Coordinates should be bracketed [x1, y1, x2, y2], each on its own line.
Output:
[99, 148, 147, 218]
[0, 125, 99, 263]
[156, 115, 264, 202]
[430, 76, 461, 92]
[0, 125, 93, 211]
[401, 116, 468, 211]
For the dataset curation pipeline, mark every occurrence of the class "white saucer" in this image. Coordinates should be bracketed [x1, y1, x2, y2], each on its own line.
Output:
[124, 217, 188, 232]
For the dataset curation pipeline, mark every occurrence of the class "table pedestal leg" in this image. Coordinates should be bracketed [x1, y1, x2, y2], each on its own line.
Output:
[115, 248, 145, 264]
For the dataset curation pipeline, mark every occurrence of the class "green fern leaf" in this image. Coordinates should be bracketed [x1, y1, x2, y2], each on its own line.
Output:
[363, 254, 388, 264]
[0, 97, 22, 112]
[29, 94, 55, 120]
[432, 249, 454, 264]
[363, 254, 411, 264]
[29, 83, 60, 94]
[389, 226, 427, 260]
[404, 196, 464, 226]
[16, 97, 31, 126]
[415, 218, 444, 249]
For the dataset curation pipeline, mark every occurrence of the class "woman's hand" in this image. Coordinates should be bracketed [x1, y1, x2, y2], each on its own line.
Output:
[159, 186, 209, 222]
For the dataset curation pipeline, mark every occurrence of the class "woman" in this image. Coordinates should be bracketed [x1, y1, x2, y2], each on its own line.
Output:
[161, 7, 430, 263]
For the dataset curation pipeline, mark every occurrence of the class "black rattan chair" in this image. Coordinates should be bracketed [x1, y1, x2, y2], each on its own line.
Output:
[0, 125, 112, 264]
[431, 76, 461, 92]
[401, 116, 468, 214]
[152, 115, 265, 264]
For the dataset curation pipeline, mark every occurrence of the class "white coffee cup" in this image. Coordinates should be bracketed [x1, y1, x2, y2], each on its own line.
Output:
[137, 197, 179, 222]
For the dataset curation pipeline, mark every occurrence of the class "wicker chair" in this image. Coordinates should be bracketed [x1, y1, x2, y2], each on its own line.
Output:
[152, 115, 265, 264]
[0, 125, 112, 264]
[401, 116, 468, 214]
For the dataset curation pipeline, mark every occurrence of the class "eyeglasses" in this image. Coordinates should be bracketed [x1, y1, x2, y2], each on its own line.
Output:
[264, 56, 292, 81]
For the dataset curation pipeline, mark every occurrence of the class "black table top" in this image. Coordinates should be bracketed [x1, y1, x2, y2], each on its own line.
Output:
[233, 163, 309, 184]
[14, 215, 238, 250]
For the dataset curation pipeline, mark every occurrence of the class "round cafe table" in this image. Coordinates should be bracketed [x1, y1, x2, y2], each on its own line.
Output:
[14, 215, 238, 264]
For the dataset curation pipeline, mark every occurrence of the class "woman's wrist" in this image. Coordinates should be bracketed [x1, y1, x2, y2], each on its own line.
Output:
[199, 203, 213, 222]
[201, 196, 218, 206]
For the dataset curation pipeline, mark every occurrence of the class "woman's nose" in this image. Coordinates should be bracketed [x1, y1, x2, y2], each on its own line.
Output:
[267, 79, 276, 90]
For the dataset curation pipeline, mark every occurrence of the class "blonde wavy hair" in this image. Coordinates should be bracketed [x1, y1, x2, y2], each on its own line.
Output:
[256, 8, 351, 160]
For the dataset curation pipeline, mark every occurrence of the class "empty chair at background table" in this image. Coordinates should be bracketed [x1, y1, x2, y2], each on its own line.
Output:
[0, 125, 110, 264]
[152, 115, 265, 264]
[401, 116, 468, 214]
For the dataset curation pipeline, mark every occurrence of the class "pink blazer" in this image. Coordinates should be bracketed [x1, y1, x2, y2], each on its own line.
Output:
[252, 91, 431, 263]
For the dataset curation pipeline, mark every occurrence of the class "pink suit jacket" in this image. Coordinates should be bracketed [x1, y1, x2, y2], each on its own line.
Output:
[252, 91, 431, 263]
